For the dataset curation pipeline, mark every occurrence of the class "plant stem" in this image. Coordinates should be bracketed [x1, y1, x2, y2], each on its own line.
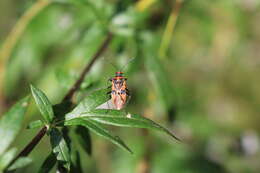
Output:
[3, 31, 114, 171]
[63, 32, 113, 101]
[4, 126, 47, 173]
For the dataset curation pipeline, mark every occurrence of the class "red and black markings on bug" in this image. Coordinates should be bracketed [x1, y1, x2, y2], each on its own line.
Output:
[107, 71, 130, 110]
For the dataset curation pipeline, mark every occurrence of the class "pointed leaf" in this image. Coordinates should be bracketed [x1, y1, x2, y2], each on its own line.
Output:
[50, 128, 70, 170]
[27, 120, 44, 129]
[38, 153, 57, 173]
[70, 150, 83, 173]
[61, 127, 72, 152]
[0, 96, 29, 155]
[7, 157, 32, 171]
[65, 119, 132, 154]
[30, 85, 54, 123]
[75, 126, 92, 155]
[68, 110, 180, 141]
[66, 88, 110, 119]
[0, 148, 17, 171]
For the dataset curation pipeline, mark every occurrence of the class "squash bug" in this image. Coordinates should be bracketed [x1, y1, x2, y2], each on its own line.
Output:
[108, 71, 130, 110]
[106, 58, 134, 110]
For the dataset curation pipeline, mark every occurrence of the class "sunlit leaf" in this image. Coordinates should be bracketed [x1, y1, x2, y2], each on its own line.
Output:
[30, 85, 54, 124]
[65, 118, 133, 154]
[38, 153, 57, 173]
[75, 126, 92, 155]
[66, 88, 110, 119]
[0, 96, 29, 155]
[7, 157, 32, 171]
[27, 120, 44, 129]
[67, 109, 180, 141]
[50, 128, 70, 170]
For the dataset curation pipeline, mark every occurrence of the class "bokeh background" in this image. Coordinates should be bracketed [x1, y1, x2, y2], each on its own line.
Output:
[1, 0, 260, 172]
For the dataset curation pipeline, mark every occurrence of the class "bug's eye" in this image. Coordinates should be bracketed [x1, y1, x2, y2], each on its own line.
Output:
[111, 90, 116, 94]
[121, 90, 126, 94]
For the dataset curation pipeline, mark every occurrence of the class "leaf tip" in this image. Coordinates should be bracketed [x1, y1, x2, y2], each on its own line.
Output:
[124, 146, 134, 154]
[30, 84, 35, 90]
[30, 84, 36, 95]
[129, 149, 134, 155]
[168, 132, 182, 142]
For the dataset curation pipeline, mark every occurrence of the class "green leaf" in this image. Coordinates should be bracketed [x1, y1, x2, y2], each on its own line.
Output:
[65, 118, 133, 154]
[0, 96, 30, 155]
[66, 88, 110, 119]
[7, 157, 32, 171]
[50, 128, 70, 170]
[75, 126, 92, 155]
[27, 120, 44, 129]
[38, 153, 57, 173]
[70, 150, 83, 173]
[30, 85, 54, 124]
[0, 148, 17, 171]
[68, 110, 180, 141]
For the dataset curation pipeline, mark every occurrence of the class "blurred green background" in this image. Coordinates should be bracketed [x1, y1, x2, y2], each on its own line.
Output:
[1, 0, 260, 172]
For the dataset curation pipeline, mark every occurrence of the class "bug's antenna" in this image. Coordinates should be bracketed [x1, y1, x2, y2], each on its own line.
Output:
[120, 57, 135, 72]
[109, 61, 118, 71]
[102, 57, 118, 71]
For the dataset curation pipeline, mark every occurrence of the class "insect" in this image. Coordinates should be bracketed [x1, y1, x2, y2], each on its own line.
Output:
[108, 71, 130, 110]
[107, 58, 134, 110]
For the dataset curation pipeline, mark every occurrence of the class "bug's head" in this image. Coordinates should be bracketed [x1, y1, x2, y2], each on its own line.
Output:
[115, 71, 124, 77]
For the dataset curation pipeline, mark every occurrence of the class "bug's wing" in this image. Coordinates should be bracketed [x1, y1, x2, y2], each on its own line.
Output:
[112, 94, 127, 110]
[96, 92, 129, 110]
[96, 99, 116, 110]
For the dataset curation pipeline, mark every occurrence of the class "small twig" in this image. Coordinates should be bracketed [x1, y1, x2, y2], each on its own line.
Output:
[4, 32, 113, 171]
[63, 32, 113, 101]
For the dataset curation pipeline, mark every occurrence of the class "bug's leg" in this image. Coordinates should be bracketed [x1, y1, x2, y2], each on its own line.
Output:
[107, 78, 112, 86]
[126, 88, 130, 95]
[105, 77, 112, 89]
[108, 78, 112, 82]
